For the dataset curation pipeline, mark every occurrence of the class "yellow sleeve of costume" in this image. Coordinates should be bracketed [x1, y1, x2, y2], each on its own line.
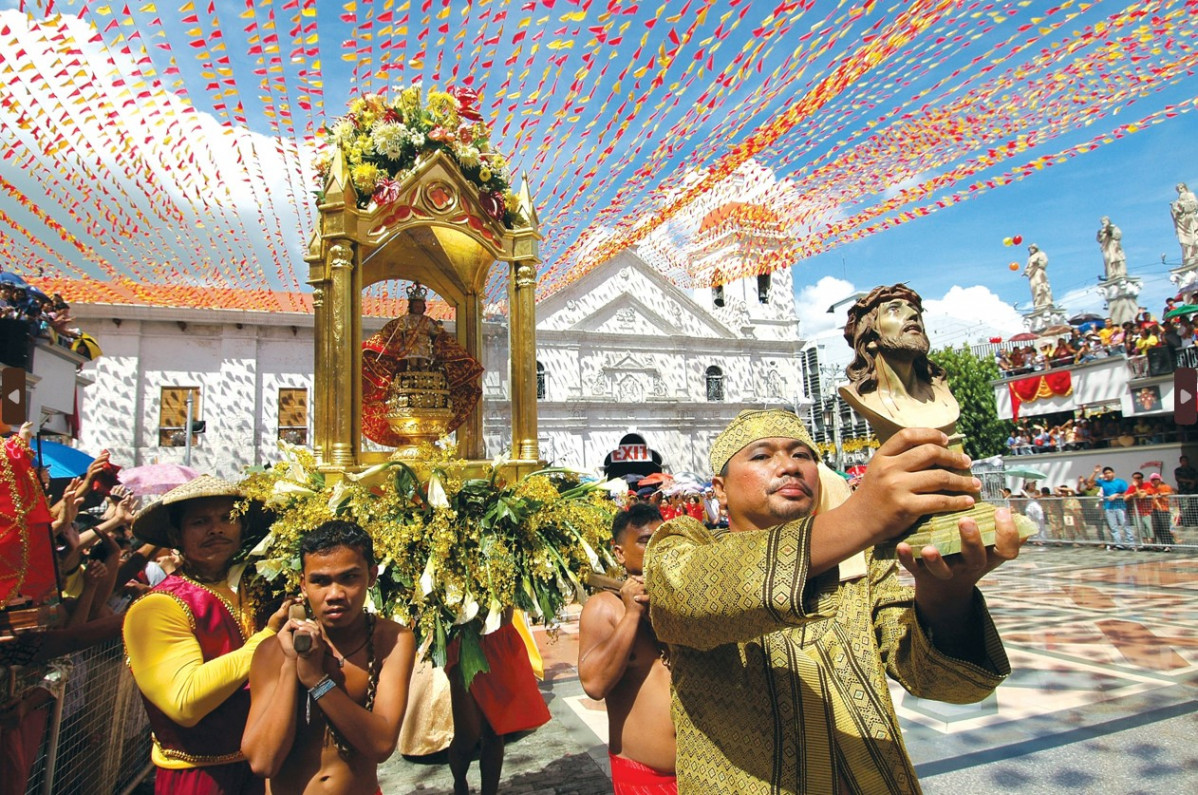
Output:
[123, 593, 275, 728]
[871, 558, 1010, 703]
[645, 516, 840, 651]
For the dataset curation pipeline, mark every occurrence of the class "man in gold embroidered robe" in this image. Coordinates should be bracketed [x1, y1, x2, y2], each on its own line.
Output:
[645, 410, 1023, 794]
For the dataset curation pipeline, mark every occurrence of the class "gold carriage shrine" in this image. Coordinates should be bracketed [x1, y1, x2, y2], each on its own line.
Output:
[305, 149, 542, 473]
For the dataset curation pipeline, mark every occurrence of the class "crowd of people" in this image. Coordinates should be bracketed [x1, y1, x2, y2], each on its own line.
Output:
[1004, 411, 1181, 454]
[1004, 460, 1197, 551]
[0, 282, 79, 347]
[996, 303, 1198, 375]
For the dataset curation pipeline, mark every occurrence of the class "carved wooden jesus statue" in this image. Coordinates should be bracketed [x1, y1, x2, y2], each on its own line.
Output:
[836, 284, 1035, 556]
[838, 284, 958, 444]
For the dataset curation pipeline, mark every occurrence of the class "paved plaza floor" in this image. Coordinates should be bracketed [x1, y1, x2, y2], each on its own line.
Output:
[378, 547, 1198, 794]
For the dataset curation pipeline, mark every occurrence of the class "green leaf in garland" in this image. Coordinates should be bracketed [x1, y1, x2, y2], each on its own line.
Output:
[431, 612, 448, 669]
[457, 621, 492, 691]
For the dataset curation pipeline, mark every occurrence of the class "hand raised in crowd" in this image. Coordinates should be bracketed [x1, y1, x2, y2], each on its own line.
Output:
[76, 449, 111, 499]
[52, 477, 85, 534]
[111, 492, 139, 527]
[81, 559, 108, 589]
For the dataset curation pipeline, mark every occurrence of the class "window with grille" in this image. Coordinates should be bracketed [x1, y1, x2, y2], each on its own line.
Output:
[158, 386, 201, 447]
[705, 366, 724, 402]
[536, 362, 547, 400]
[278, 387, 309, 445]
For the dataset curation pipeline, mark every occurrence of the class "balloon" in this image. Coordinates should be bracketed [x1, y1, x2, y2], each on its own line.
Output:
[1009, 262, 1019, 271]
[1013, 234, 1023, 245]
[1003, 236, 1014, 246]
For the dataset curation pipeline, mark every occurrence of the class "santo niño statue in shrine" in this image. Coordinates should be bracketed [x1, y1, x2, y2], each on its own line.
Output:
[361, 283, 484, 449]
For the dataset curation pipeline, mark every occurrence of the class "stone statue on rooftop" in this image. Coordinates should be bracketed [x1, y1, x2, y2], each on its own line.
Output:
[1023, 243, 1053, 309]
[1097, 216, 1128, 280]
[1171, 182, 1198, 267]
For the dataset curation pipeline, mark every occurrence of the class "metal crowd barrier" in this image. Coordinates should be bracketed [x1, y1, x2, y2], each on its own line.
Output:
[11, 637, 152, 795]
[1005, 494, 1198, 549]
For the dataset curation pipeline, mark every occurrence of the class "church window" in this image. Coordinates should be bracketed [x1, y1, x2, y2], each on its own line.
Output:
[757, 273, 772, 303]
[705, 366, 724, 402]
[278, 387, 308, 445]
[159, 386, 201, 447]
[536, 361, 547, 400]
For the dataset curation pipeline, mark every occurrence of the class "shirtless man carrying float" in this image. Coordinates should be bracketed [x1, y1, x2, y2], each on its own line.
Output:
[242, 520, 416, 794]
[578, 503, 676, 793]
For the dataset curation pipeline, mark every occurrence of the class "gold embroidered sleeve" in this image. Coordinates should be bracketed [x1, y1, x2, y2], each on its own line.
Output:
[870, 557, 1010, 703]
[645, 516, 839, 651]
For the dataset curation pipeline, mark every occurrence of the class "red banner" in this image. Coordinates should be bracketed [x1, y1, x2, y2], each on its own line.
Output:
[1009, 371, 1072, 419]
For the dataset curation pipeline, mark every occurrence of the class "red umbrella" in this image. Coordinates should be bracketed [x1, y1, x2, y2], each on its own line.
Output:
[637, 472, 673, 487]
[1009, 331, 1038, 342]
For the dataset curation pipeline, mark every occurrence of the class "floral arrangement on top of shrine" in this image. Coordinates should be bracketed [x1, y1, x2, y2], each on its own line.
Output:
[234, 441, 617, 687]
[315, 84, 524, 227]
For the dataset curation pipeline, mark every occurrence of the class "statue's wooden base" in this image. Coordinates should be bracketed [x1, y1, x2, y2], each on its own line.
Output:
[873, 502, 1039, 559]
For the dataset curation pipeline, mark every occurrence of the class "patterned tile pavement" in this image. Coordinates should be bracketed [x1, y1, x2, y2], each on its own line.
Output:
[379, 547, 1198, 793]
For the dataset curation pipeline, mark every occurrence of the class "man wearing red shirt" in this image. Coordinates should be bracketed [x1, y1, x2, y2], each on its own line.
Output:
[1124, 472, 1155, 546]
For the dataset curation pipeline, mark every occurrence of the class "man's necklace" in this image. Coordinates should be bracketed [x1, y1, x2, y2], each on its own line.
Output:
[330, 636, 369, 668]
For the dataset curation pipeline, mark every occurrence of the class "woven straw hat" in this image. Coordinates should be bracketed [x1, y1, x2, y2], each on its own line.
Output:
[130, 474, 248, 548]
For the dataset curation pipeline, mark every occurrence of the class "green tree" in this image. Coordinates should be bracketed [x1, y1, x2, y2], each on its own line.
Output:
[929, 345, 1012, 460]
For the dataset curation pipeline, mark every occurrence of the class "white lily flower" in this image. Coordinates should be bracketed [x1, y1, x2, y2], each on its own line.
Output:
[256, 558, 285, 581]
[344, 461, 394, 483]
[453, 594, 480, 626]
[247, 532, 275, 557]
[426, 471, 450, 508]
[599, 478, 630, 495]
[273, 480, 317, 497]
[419, 555, 437, 597]
[483, 599, 504, 635]
[578, 536, 602, 570]
[327, 480, 351, 511]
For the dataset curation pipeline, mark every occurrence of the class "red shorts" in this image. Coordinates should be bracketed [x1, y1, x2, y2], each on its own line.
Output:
[154, 763, 263, 795]
[447, 623, 551, 735]
[609, 752, 677, 794]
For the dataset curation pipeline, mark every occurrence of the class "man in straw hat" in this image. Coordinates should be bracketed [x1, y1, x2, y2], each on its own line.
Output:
[645, 409, 1023, 793]
[124, 475, 294, 795]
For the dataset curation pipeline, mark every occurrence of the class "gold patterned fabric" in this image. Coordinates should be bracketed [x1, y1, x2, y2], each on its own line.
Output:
[645, 516, 1009, 794]
[708, 409, 817, 475]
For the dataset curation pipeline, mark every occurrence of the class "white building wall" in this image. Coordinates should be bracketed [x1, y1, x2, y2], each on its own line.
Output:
[70, 251, 809, 480]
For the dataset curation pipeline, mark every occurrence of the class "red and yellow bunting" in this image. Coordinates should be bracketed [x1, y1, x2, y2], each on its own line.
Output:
[0, 1, 1195, 310]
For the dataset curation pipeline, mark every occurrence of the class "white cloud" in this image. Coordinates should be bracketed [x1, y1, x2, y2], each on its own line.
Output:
[923, 285, 1026, 346]
[0, 10, 314, 288]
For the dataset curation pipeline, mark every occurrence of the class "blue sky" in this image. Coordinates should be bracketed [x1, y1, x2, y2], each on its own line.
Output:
[2, 0, 1196, 339]
[793, 94, 1198, 361]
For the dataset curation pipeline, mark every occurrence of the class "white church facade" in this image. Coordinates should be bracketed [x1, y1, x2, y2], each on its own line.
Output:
[68, 248, 810, 480]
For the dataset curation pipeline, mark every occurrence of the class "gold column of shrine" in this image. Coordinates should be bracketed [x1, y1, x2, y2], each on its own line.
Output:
[304, 149, 542, 474]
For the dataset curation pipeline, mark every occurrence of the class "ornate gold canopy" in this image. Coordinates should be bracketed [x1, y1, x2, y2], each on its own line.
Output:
[304, 149, 541, 473]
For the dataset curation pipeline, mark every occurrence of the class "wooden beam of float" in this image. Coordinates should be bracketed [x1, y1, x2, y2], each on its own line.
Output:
[303, 149, 541, 474]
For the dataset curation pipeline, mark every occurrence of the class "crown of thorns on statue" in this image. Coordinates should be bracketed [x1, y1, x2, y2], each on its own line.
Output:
[406, 282, 429, 301]
[842, 283, 944, 393]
